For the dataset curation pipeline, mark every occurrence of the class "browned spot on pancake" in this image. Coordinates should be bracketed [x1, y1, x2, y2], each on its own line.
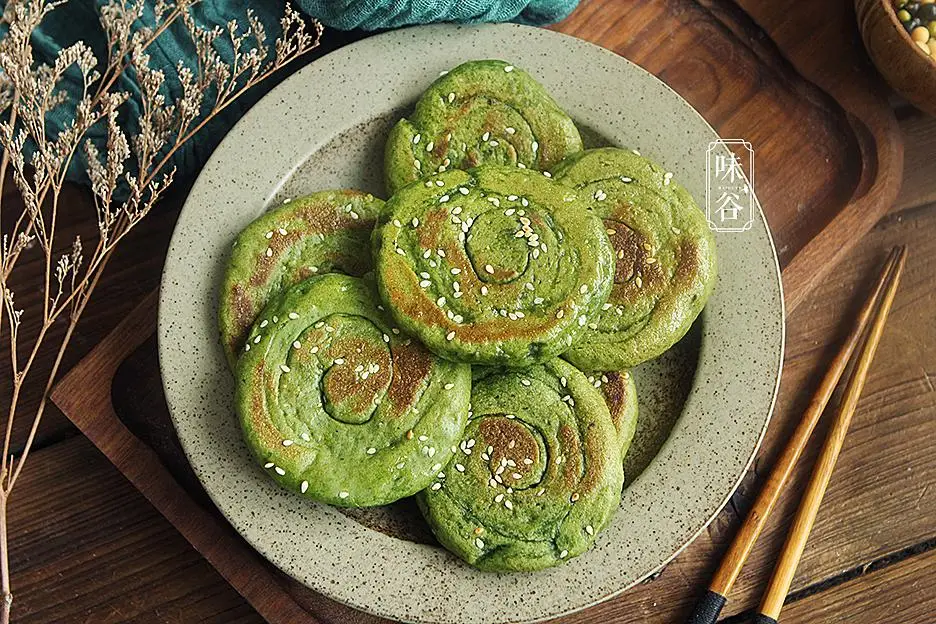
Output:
[386, 340, 433, 413]
[558, 423, 581, 488]
[418, 206, 450, 251]
[246, 358, 298, 462]
[228, 284, 255, 353]
[600, 372, 626, 427]
[247, 200, 375, 289]
[382, 256, 565, 345]
[675, 237, 702, 284]
[322, 335, 392, 414]
[605, 218, 643, 284]
[579, 423, 610, 494]
[480, 417, 539, 475]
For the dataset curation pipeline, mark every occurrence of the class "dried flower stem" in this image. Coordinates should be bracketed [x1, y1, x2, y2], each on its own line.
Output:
[0, 1, 321, 620]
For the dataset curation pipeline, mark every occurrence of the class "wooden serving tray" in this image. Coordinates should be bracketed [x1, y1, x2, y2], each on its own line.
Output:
[51, 0, 901, 622]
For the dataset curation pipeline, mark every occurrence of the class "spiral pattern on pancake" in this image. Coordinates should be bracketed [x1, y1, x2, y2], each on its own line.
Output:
[219, 190, 383, 368]
[554, 148, 717, 369]
[236, 274, 471, 507]
[374, 164, 615, 367]
[418, 359, 623, 572]
[384, 60, 582, 193]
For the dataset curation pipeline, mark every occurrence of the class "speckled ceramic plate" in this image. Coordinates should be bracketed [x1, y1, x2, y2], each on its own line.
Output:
[159, 24, 784, 624]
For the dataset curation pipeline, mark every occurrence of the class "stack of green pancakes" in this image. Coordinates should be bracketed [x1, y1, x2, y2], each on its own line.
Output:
[221, 60, 717, 572]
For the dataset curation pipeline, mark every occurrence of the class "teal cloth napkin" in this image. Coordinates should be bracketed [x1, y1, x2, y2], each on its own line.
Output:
[22, 0, 578, 187]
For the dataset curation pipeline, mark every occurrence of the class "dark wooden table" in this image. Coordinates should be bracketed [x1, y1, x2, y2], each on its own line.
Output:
[3, 9, 936, 624]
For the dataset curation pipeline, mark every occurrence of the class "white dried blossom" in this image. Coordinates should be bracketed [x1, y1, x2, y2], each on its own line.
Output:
[0, 6, 322, 597]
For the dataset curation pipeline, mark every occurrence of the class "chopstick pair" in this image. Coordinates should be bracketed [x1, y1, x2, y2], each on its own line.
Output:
[687, 245, 908, 624]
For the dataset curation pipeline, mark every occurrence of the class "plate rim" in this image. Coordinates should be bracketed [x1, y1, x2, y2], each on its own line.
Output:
[158, 22, 785, 624]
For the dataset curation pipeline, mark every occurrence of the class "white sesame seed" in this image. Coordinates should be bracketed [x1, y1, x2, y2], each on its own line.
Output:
[431, 482, 442, 491]
[621, 176, 633, 183]
[635, 276, 643, 288]
[557, 309, 565, 319]
[521, 379, 531, 386]
[480, 285, 489, 295]
[444, 383, 455, 390]
[414, 159, 421, 169]
[244, 344, 250, 352]
[392, 328, 400, 334]
[413, 134, 421, 144]
[420, 280, 431, 288]
[395, 247, 405, 256]
[532, 141, 539, 152]
[439, 194, 450, 203]
[450, 267, 461, 275]
[517, 162, 526, 169]
[437, 296, 446, 307]
[274, 466, 286, 476]
[339, 491, 349, 499]
[578, 315, 587, 326]
[504, 500, 513, 510]
[542, 171, 552, 178]
[458, 187, 469, 195]
[280, 364, 291, 373]
[397, 462, 405, 469]
[264, 462, 275, 469]
[438, 249, 446, 257]
[560, 550, 568, 558]
[534, 297, 544, 304]
[310, 346, 319, 353]
[447, 92, 456, 103]
[585, 525, 594, 536]
[260, 320, 269, 329]
[560, 376, 567, 387]
[334, 358, 345, 364]
[504, 65, 514, 72]
[482, 131, 490, 141]
[265, 231, 274, 239]
[455, 463, 465, 472]
[506, 126, 516, 134]
[580, 284, 588, 294]
[425, 141, 434, 152]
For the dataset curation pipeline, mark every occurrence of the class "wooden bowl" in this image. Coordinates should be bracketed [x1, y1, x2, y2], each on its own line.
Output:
[856, 0, 936, 114]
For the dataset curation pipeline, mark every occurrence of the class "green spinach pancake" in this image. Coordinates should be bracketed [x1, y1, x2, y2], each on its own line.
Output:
[236, 274, 471, 507]
[554, 148, 717, 369]
[219, 190, 382, 368]
[384, 59, 582, 193]
[418, 359, 623, 572]
[373, 164, 614, 367]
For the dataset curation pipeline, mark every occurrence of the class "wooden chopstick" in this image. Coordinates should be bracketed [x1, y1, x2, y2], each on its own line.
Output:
[685, 246, 905, 624]
[751, 245, 907, 624]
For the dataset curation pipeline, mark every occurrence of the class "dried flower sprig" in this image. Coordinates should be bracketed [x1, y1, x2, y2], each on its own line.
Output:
[0, 1, 321, 620]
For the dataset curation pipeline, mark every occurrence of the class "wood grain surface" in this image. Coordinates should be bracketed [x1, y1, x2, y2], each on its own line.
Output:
[3, 0, 934, 622]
